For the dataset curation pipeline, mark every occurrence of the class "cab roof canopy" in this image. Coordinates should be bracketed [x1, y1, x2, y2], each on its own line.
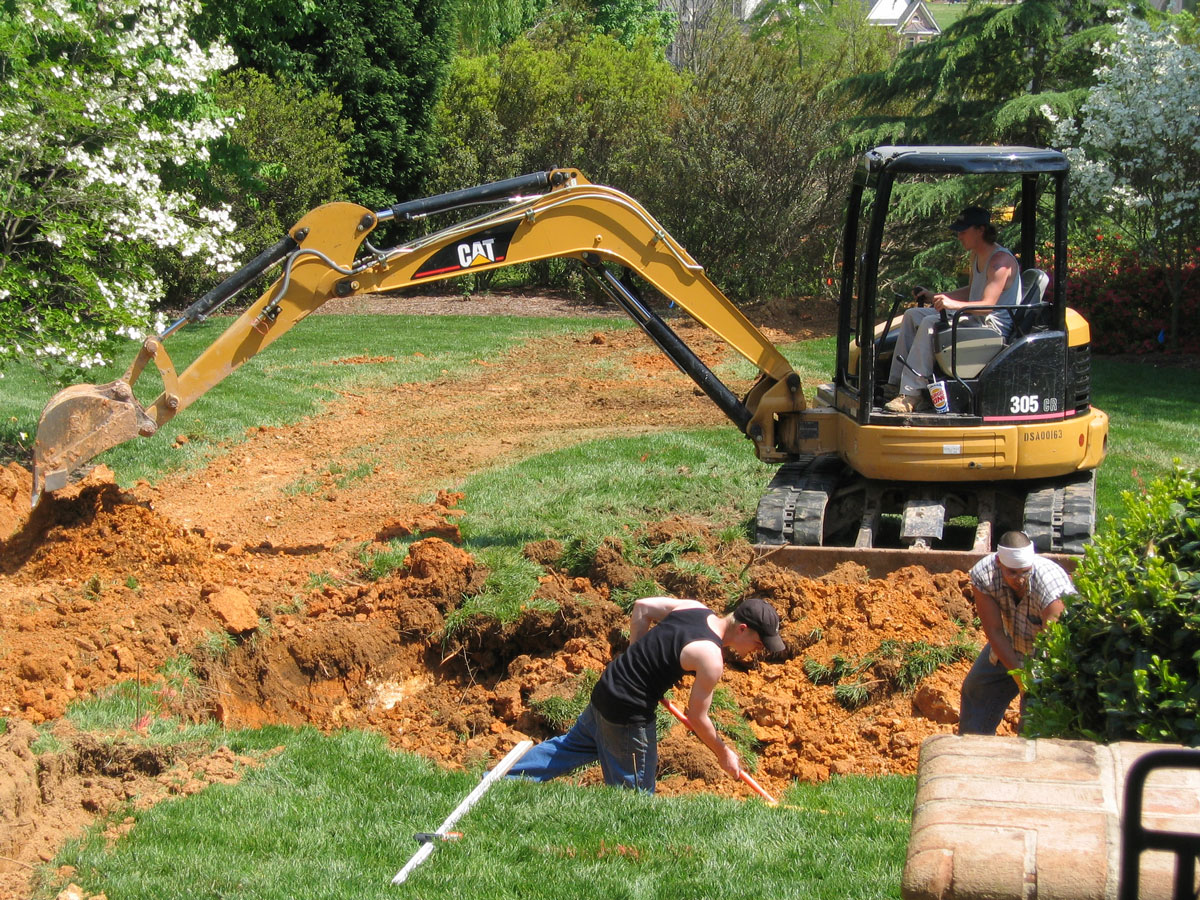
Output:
[861, 145, 1069, 178]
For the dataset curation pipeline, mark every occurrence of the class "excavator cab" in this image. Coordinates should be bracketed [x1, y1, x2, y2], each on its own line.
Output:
[838, 146, 1076, 420]
[760, 146, 1108, 555]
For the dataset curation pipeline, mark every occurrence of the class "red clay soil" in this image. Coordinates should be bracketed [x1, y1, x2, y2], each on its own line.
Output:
[0, 295, 1014, 897]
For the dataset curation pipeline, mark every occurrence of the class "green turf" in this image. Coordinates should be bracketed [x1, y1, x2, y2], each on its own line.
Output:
[42, 726, 914, 900]
[1090, 357, 1200, 525]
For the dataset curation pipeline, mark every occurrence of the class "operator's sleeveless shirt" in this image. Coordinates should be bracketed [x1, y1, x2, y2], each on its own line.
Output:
[969, 245, 1021, 338]
[591, 607, 722, 724]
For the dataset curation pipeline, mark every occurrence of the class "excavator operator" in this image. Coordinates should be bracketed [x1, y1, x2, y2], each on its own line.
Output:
[884, 206, 1020, 414]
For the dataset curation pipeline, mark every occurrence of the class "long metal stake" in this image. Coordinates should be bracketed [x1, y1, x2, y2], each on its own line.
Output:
[391, 739, 534, 886]
[660, 699, 778, 805]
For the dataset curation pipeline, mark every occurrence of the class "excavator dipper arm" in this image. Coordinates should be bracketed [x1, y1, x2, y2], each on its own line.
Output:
[31, 169, 806, 504]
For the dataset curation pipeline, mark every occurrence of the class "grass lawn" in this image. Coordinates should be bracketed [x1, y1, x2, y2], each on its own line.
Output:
[0, 313, 626, 484]
[1088, 358, 1200, 522]
[926, 1, 970, 31]
[42, 724, 915, 900]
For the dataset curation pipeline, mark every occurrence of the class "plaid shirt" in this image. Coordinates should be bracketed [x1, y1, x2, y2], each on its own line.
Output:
[969, 554, 1075, 660]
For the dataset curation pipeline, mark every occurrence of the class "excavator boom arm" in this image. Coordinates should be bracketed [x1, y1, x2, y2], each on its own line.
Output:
[31, 169, 805, 503]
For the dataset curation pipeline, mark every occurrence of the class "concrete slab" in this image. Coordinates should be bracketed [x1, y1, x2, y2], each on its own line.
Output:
[901, 735, 1200, 900]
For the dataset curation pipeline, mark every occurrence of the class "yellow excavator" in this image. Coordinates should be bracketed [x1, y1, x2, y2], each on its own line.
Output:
[31, 146, 1107, 566]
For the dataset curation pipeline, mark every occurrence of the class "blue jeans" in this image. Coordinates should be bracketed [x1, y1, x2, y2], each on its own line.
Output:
[959, 645, 1025, 735]
[507, 703, 658, 792]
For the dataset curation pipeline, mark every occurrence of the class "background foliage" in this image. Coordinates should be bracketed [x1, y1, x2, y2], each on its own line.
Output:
[428, 23, 684, 192]
[193, 0, 456, 210]
[639, 29, 854, 301]
[838, 0, 1126, 148]
[6, 0, 1200, 371]
[1024, 466, 1200, 745]
[1056, 11, 1200, 350]
[1066, 233, 1200, 354]
[160, 70, 353, 306]
[0, 0, 240, 375]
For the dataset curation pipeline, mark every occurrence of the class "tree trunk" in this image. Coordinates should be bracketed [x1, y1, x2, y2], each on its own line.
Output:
[1169, 269, 1182, 351]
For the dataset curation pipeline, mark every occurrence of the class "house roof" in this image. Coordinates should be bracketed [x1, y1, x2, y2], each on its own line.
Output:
[866, 0, 940, 35]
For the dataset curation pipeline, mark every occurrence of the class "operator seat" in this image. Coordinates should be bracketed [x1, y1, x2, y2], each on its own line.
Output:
[933, 268, 1049, 379]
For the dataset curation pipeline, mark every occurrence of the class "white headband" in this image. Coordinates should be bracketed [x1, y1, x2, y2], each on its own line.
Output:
[998, 542, 1036, 569]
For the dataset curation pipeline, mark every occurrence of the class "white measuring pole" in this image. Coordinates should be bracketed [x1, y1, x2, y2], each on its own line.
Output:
[391, 739, 533, 886]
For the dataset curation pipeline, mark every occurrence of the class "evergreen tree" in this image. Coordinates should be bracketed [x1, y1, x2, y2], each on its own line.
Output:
[838, 0, 1135, 149]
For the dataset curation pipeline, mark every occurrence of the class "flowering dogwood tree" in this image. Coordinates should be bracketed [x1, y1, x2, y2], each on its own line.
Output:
[1054, 11, 1200, 349]
[0, 0, 241, 375]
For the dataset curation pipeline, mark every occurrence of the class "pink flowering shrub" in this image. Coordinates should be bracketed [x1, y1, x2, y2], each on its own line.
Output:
[1065, 233, 1200, 355]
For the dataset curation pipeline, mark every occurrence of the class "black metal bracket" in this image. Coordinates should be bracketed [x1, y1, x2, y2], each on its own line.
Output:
[1119, 748, 1200, 900]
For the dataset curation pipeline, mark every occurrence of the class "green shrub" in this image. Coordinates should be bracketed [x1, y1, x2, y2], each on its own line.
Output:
[427, 24, 683, 196]
[160, 69, 352, 307]
[1023, 465, 1200, 745]
[194, 0, 456, 210]
[639, 28, 854, 302]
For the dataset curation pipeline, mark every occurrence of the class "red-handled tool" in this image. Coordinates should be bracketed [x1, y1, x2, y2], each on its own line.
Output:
[660, 699, 778, 805]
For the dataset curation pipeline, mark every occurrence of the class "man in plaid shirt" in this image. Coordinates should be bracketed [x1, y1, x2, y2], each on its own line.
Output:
[959, 531, 1076, 734]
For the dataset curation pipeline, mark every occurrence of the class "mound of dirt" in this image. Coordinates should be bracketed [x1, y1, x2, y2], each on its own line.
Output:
[0, 462, 31, 540]
[0, 464, 1004, 790]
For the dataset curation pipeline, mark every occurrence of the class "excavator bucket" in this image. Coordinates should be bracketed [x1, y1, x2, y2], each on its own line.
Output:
[31, 380, 157, 507]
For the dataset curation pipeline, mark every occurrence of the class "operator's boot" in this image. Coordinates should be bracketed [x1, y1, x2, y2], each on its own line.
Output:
[884, 392, 931, 414]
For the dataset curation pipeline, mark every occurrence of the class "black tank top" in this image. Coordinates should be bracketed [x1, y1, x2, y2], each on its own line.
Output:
[591, 607, 722, 724]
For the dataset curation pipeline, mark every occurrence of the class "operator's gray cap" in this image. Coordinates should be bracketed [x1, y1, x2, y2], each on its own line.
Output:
[733, 597, 785, 653]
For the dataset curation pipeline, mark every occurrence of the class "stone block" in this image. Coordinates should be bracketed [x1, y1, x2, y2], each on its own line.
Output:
[901, 736, 1200, 900]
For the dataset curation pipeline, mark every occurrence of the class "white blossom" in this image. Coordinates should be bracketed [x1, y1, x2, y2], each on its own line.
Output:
[1058, 10, 1200, 346]
[1, 0, 241, 370]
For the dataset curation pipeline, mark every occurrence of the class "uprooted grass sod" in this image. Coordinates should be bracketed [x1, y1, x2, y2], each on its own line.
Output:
[40, 724, 915, 900]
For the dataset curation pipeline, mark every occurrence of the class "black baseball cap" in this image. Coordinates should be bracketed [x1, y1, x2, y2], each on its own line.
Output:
[949, 206, 990, 232]
[733, 597, 785, 653]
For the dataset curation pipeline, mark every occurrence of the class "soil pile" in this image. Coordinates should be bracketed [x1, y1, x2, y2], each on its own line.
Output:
[0, 463, 1001, 793]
